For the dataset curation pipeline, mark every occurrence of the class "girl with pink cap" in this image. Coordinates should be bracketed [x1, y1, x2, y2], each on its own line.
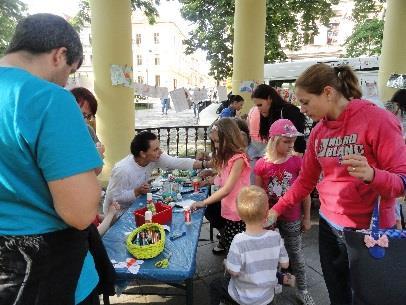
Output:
[254, 118, 314, 305]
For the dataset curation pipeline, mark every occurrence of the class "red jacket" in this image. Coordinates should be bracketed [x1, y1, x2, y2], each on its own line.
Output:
[273, 100, 406, 229]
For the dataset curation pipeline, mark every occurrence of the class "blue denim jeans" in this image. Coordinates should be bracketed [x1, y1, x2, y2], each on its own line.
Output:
[247, 140, 266, 184]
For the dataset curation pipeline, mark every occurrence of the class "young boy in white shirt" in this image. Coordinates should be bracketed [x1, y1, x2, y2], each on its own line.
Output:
[210, 185, 289, 305]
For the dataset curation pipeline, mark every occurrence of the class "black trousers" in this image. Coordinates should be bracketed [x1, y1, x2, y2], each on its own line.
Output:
[204, 201, 225, 231]
[209, 276, 239, 305]
[319, 217, 352, 305]
[0, 228, 88, 305]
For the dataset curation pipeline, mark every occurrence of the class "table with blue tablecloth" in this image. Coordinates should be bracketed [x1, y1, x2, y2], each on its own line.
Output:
[102, 188, 208, 305]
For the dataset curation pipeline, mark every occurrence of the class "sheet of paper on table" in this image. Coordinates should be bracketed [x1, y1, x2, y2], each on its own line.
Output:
[175, 199, 195, 208]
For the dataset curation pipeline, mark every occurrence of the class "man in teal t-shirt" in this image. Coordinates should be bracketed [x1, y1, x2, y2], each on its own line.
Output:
[0, 14, 103, 305]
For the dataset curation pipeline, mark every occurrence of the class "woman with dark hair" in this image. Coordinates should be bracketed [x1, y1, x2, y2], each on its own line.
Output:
[219, 95, 244, 118]
[387, 89, 406, 229]
[247, 84, 306, 181]
[71, 87, 104, 175]
[388, 89, 406, 136]
[71, 87, 99, 141]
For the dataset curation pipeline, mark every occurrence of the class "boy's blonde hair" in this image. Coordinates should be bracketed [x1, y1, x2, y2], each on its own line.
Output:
[264, 135, 282, 161]
[237, 186, 268, 223]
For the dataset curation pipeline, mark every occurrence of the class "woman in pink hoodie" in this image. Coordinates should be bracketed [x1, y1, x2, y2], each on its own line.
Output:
[267, 63, 406, 305]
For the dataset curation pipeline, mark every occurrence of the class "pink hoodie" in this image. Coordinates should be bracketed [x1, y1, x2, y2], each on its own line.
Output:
[272, 100, 406, 229]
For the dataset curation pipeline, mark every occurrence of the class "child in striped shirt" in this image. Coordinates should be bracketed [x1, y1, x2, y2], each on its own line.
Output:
[209, 186, 289, 305]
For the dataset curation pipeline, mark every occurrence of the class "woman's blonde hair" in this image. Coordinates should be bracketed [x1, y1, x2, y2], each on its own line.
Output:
[264, 135, 282, 161]
[237, 186, 268, 223]
[296, 63, 362, 100]
[210, 118, 245, 169]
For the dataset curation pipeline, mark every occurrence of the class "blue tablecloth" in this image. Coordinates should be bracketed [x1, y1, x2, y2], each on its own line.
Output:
[102, 189, 208, 285]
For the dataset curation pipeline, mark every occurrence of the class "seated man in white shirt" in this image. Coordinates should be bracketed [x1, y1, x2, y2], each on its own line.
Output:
[103, 131, 208, 213]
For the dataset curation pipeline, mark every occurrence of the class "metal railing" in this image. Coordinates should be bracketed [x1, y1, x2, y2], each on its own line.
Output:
[135, 125, 211, 157]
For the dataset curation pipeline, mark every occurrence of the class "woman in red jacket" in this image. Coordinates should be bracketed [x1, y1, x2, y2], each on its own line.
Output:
[267, 63, 406, 305]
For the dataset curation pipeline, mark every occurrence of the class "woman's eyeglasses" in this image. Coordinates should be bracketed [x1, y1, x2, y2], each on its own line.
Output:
[83, 113, 94, 120]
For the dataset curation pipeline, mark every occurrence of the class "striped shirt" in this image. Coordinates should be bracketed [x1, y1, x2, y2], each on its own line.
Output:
[226, 230, 289, 305]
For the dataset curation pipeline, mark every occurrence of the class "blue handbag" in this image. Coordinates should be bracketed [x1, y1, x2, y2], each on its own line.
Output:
[344, 175, 406, 305]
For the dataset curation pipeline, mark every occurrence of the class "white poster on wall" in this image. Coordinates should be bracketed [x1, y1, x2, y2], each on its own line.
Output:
[110, 64, 133, 87]
[239, 81, 257, 93]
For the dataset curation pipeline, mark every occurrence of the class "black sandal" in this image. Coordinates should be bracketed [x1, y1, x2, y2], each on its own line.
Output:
[212, 243, 225, 254]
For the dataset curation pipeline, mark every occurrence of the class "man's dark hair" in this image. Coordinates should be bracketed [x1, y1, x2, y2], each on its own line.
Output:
[130, 131, 157, 157]
[6, 13, 83, 67]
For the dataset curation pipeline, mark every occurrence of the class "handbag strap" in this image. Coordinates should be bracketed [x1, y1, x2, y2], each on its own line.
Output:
[371, 198, 380, 240]
[369, 197, 386, 259]
[371, 174, 406, 235]
[368, 175, 406, 259]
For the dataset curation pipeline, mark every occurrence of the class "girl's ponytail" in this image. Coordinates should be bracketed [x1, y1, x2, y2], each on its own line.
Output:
[333, 66, 362, 99]
[296, 63, 362, 100]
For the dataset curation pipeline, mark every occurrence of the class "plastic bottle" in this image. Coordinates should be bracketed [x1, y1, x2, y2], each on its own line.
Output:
[145, 210, 153, 223]
[146, 192, 156, 215]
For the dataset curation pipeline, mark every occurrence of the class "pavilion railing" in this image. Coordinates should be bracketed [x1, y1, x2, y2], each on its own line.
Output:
[135, 125, 211, 157]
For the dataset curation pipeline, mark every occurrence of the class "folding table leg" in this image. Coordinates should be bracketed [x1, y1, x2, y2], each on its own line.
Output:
[185, 278, 194, 305]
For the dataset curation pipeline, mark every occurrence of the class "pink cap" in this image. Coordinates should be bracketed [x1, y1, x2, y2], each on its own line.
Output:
[268, 119, 303, 138]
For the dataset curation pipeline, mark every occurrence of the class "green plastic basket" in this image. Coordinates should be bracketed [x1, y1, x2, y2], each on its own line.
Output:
[126, 223, 165, 259]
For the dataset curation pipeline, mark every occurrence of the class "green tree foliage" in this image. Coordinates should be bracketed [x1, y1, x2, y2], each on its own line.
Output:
[345, 18, 384, 57]
[0, 0, 27, 55]
[180, 0, 339, 81]
[70, 0, 91, 32]
[72, 0, 160, 32]
[344, 0, 385, 57]
[352, 0, 385, 23]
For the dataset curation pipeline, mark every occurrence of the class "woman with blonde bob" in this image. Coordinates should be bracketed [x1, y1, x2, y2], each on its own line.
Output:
[266, 63, 406, 305]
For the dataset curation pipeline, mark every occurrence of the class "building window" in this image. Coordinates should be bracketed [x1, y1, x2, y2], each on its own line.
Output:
[327, 23, 339, 45]
[154, 55, 160, 65]
[154, 32, 160, 44]
[155, 75, 160, 87]
[137, 76, 144, 84]
[137, 55, 142, 65]
[136, 34, 142, 45]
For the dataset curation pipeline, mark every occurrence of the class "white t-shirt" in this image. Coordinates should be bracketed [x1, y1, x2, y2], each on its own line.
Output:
[103, 153, 195, 213]
[226, 230, 289, 305]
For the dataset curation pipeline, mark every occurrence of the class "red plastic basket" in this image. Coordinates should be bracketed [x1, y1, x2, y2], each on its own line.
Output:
[134, 203, 172, 226]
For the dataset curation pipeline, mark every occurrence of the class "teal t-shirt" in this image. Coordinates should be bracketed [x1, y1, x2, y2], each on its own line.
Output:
[0, 67, 103, 303]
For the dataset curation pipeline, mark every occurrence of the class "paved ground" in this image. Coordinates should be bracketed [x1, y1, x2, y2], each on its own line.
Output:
[135, 100, 198, 128]
[106, 102, 330, 305]
[103, 208, 329, 305]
